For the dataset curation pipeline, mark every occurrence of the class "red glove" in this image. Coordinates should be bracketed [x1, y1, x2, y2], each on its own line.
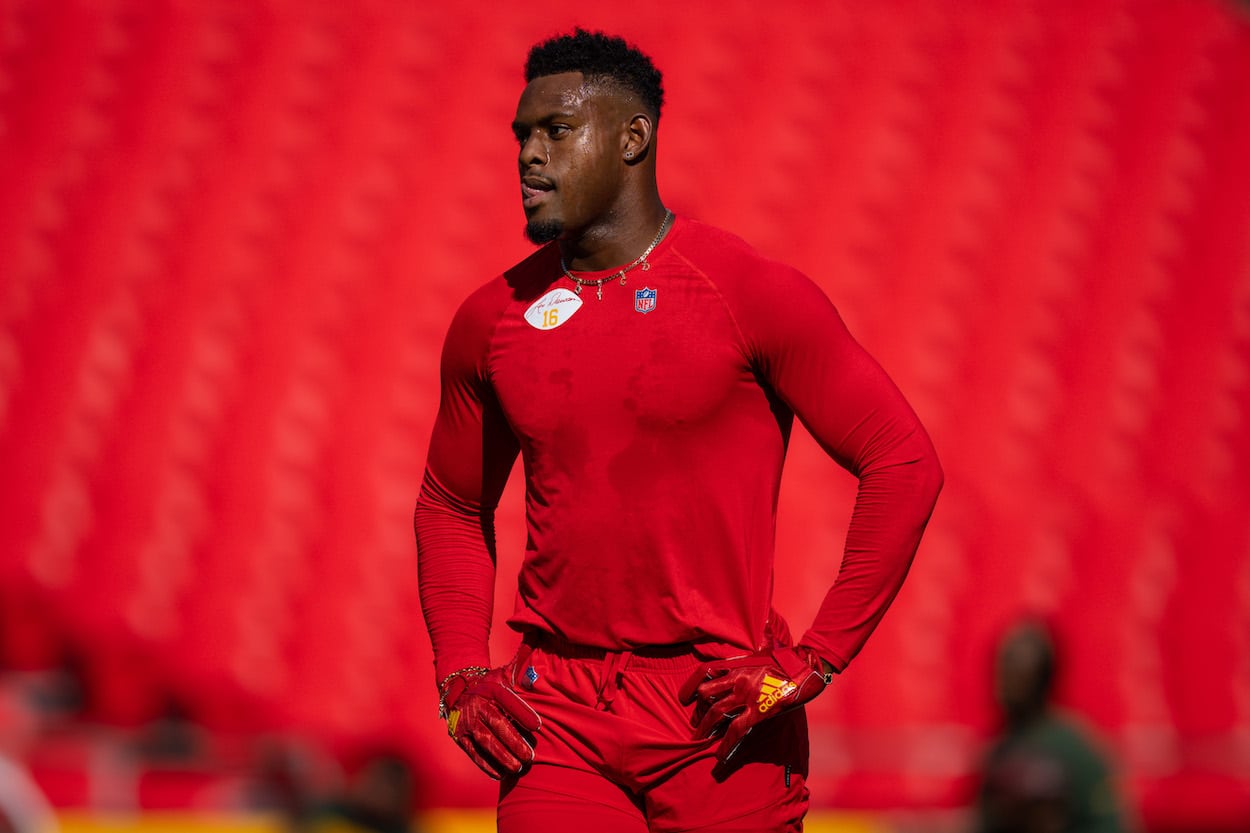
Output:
[678, 645, 831, 763]
[440, 666, 542, 780]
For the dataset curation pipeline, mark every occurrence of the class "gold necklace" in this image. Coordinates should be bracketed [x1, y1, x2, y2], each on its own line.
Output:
[560, 211, 674, 300]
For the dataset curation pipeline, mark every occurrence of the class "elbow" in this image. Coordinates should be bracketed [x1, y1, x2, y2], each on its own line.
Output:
[892, 434, 944, 516]
[926, 447, 944, 502]
[917, 438, 944, 510]
[853, 424, 944, 514]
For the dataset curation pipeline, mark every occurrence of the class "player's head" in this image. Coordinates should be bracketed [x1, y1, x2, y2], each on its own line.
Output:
[994, 619, 1057, 726]
[525, 29, 664, 123]
[514, 29, 665, 244]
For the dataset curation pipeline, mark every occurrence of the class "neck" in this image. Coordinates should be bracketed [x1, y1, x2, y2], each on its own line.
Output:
[559, 197, 669, 272]
[1006, 704, 1048, 732]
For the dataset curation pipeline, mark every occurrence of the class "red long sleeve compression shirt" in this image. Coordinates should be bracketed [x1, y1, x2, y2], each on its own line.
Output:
[415, 217, 942, 683]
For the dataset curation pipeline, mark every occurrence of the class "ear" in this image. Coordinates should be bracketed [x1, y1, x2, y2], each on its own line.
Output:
[623, 112, 654, 162]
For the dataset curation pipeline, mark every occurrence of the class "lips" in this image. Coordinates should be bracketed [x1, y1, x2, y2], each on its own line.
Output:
[521, 176, 554, 207]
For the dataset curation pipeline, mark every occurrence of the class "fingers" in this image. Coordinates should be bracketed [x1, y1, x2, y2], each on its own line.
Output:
[460, 735, 527, 780]
[685, 672, 748, 733]
[492, 684, 543, 732]
[457, 710, 535, 780]
[678, 664, 715, 704]
[457, 735, 509, 780]
[680, 654, 773, 705]
[695, 695, 745, 738]
[450, 682, 540, 780]
[691, 674, 753, 736]
[716, 721, 752, 764]
[483, 707, 537, 764]
[689, 674, 739, 704]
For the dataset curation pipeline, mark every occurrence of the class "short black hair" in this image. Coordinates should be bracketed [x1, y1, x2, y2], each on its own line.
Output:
[525, 28, 664, 121]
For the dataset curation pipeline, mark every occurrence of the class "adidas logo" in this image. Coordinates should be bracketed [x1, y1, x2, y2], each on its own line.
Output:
[757, 674, 798, 713]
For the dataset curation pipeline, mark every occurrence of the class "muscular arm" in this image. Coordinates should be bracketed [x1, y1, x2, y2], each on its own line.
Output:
[415, 291, 519, 683]
[744, 266, 943, 671]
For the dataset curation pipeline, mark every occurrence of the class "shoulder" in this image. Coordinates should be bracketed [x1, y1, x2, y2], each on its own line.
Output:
[442, 245, 558, 370]
[670, 216, 828, 305]
[670, 217, 786, 276]
[1011, 714, 1114, 776]
[448, 247, 557, 337]
[670, 217, 842, 356]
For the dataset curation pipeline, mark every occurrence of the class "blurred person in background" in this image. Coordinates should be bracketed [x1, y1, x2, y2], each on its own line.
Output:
[415, 27, 942, 833]
[0, 680, 60, 833]
[250, 737, 346, 833]
[305, 752, 419, 833]
[973, 619, 1129, 833]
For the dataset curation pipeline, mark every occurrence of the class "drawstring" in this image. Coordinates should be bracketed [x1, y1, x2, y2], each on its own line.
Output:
[596, 649, 634, 710]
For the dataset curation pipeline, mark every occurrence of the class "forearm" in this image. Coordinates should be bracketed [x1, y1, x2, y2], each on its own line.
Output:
[799, 433, 943, 670]
[415, 472, 499, 682]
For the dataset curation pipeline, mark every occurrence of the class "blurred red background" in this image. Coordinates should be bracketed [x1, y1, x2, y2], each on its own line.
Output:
[1, 0, 1248, 830]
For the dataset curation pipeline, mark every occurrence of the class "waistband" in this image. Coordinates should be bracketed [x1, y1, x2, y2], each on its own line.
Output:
[523, 632, 706, 670]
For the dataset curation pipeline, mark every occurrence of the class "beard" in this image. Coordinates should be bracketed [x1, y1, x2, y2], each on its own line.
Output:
[525, 218, 563, 245]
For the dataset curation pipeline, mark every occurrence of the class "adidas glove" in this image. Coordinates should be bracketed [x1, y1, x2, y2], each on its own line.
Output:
[678, 645, 831, 764]
[439, 665, 542, 780]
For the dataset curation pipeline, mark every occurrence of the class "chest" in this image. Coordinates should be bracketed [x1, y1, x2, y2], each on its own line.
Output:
[488, 274, 748, 440]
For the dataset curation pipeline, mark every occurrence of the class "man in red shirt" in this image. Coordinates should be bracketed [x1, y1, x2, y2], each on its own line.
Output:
[415, 28, 943, 833]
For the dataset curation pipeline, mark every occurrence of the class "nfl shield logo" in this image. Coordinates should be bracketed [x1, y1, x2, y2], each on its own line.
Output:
[634, 287, 657, 314]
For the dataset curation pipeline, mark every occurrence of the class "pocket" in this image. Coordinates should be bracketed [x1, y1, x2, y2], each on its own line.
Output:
[509, 641, 539, 691]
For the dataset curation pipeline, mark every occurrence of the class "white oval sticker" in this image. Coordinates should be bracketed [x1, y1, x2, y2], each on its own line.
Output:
[524, 287, 583, 331]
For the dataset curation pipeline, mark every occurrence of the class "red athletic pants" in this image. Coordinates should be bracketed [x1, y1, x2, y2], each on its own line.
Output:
[496, 636, 810, 833]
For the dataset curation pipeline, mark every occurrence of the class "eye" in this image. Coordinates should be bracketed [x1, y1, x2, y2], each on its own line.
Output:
[547, 124, 571, 139]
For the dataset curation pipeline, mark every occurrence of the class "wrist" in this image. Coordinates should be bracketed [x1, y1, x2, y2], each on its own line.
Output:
[437, 665, 490, 718]
[791, 645, 834, 685]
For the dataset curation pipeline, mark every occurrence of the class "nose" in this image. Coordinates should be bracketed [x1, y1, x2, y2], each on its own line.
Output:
[518, 132, 546, 170]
